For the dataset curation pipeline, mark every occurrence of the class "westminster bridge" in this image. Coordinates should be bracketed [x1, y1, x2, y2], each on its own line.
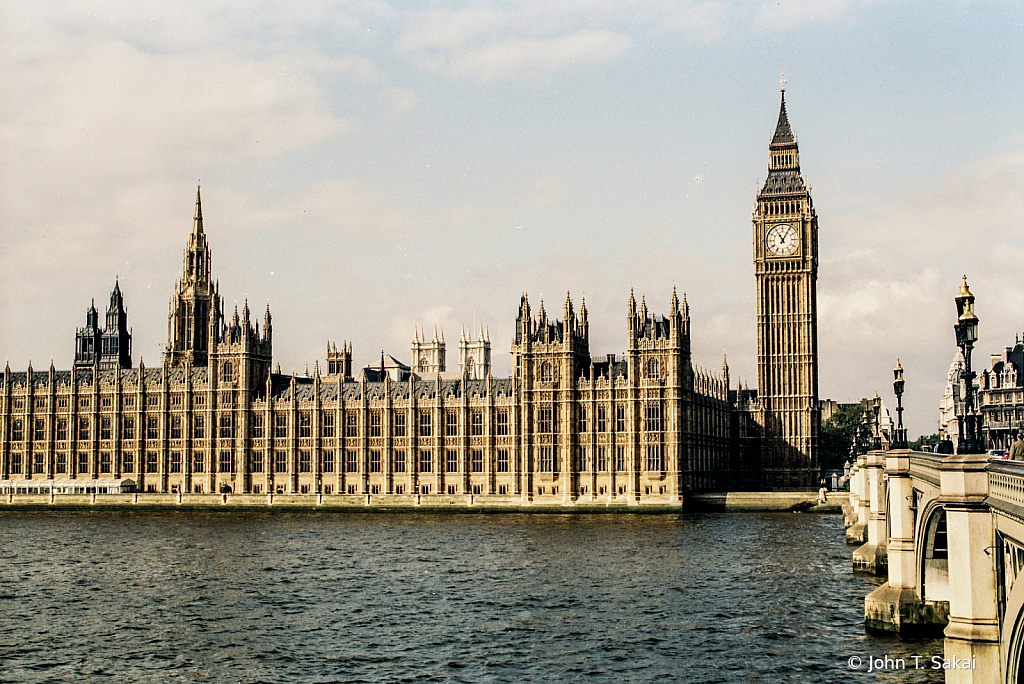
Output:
[847, 448, 1024, 682]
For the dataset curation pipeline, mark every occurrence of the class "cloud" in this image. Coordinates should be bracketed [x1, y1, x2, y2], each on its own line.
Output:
[379, 87, 419, 115]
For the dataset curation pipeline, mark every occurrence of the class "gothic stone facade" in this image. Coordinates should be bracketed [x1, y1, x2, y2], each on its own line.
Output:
[0, 92, 823, 497]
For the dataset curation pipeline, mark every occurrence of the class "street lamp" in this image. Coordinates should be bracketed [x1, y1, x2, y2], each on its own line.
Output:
[954, 276, 983, 454]
[893, 360, 907, 449]
[872, 393, 882, 450]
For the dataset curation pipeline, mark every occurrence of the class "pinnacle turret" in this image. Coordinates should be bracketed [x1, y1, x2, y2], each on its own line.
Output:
[193, 183, 204, 235]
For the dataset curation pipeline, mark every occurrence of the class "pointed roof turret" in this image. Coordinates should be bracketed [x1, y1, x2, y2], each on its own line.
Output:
[193, 183, 204, 235]
[771, 91, 795, 146]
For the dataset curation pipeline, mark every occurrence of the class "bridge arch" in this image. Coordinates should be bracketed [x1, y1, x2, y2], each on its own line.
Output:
[918, 503, 949, 604]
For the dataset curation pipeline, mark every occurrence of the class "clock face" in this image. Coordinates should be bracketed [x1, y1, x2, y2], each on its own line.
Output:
[766, 223, 799, 257]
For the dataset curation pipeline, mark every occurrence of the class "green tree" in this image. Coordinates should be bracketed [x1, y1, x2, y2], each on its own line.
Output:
[821, 404, 866, 471]
[910, 433, 940, 452]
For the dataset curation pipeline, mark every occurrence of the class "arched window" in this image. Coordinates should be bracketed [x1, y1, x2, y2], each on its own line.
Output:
[647, 358, 660, 380]
[541, 362, 553, 382]
[419, 356, 428, 372]
[466, 357, 475, 376]
[223, 362, 233, 382]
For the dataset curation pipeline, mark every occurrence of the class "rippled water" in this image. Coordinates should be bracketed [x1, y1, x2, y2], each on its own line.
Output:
[0, 511, 942, 683]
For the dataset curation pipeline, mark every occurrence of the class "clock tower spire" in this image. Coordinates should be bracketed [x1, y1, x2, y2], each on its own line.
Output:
[752, 85, 820, 488]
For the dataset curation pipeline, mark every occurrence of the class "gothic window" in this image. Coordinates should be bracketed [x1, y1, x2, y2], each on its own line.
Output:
[616, 406, 626, 432]
[99, 452, 111, 474]
[466, 358, 475, 376]
[419, 412, 432, 437]
[146, 452, 158, 473]
[275, 451, 287, 473]
[299, 413, 312, 438]
[252, 415, 263, 438]
[346, 412, 358, 437]
[10, 419, 23, 442]
[419, 449, 432, 472]
[101, 417, 112, 440]
[322, 413, 334, 438]
[102, 396, 112, 408]
[579, 447, 588, 472]
[78, 452, 89, 474]
[194, 395, 204, 407]
[496, 410, 508, 436]
[35, 398, 46, 411]
[170, 416, 182, 439]
[122, 452, 134, 473]
[193, 451, 205, 473]
[79, 398, 89, 409]
[538, 407, 553, 433]
[147, 395, 158, 407]
[223, 362, 233, 382]
[171, 395, 182, 407]
[472, 449, 483, 473]
[346, 450, 358, 473]
[13, 398, 23, 410]
[647, 358, 660, 380]
[578, 407, 588, 433]
[597, 407, 607, 432]
[597, 446, 608, 472]
[276, 414, 288, 438]
[394, 450, 406, 473]
[252, 452, 265, 473]
[58, 398, 68, 409]
[446, 449, 459, 473]
[616, 446, 626, 472]
[34, 419, 45, 441]
[645, 403, 662, 432]
[220, 414, 234, 439]
[446, 411, 459, 436]
[169, 452, 182, 473]
[540, 362, 553, 382]
[645, 445, 662, 472]
[10, 453, 22, 475]
[370, 411, 382, 437]
[193, 415, 204, 439]
[299, 451, 311, 473]
[471, 411, 483, 436]
[320, 451, 333, 473]
[419, 357, 428, 372]
[77, 417, 89, 441]
[539, 446, 554, 473]
[124, 396, 135, 408]
[123, 417, 135, 440]
[56, 453, 67, 474]
[147, 417, 158, 440]
[220, 451, 235, 474]
[56, 419, 68, 441]
[33, 452, 43, 474]
[394, 413, 406, 437]
[370, 450, 381, 473]
[497, 449, 509, 473]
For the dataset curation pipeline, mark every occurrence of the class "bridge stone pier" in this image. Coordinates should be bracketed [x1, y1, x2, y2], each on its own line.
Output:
[845, 453, 868, 544]
[857, 448, 1024, 683]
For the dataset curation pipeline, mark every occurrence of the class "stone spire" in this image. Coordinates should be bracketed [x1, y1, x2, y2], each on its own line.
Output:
[193, 183, 204, 236]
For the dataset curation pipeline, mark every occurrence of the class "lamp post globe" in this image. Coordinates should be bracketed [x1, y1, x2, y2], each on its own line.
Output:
[954, 276, 982, 454]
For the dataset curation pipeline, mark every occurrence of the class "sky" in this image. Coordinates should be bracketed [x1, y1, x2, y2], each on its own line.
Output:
[2, 0, 1023, 440]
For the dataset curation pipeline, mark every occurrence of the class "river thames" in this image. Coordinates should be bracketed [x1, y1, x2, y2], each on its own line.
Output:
[0, 511, 942, 683]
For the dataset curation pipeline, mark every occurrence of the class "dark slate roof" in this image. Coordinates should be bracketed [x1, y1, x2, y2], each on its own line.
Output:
[771, 94, 795, 146]
[760, 169, 806, 197]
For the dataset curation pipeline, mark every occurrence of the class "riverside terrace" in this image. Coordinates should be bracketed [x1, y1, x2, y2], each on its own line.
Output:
[845, 449, 1024, 682]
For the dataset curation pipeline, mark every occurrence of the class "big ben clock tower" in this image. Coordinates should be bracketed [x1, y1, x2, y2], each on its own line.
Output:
[753, 80, 820, 488]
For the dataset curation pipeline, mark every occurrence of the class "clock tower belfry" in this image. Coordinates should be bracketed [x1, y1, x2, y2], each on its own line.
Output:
[753, 84, 820, 488]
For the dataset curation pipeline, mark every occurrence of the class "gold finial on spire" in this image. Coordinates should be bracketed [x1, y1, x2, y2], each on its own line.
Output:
[780, 73, 786, 92]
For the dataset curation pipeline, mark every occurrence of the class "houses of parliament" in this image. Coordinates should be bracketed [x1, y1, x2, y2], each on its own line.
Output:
[0, 90, 821, 501]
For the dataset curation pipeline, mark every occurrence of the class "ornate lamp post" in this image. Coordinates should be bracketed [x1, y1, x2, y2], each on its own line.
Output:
[954, 276, 982, 454]
[893, 360, 907, 449]
[872, 393, 882, 450]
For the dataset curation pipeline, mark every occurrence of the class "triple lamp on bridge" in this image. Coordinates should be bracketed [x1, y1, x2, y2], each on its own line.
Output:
[892, 360, 907, 450]
[954, 276, 984, 455]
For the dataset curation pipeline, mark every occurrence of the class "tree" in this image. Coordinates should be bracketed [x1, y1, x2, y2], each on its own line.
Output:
[910, 433, 940, 452]
[821, 403, 866, 471]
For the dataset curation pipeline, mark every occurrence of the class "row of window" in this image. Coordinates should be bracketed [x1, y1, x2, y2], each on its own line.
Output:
[6, 403, 664, 443]
[6, 444, 665, 478]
